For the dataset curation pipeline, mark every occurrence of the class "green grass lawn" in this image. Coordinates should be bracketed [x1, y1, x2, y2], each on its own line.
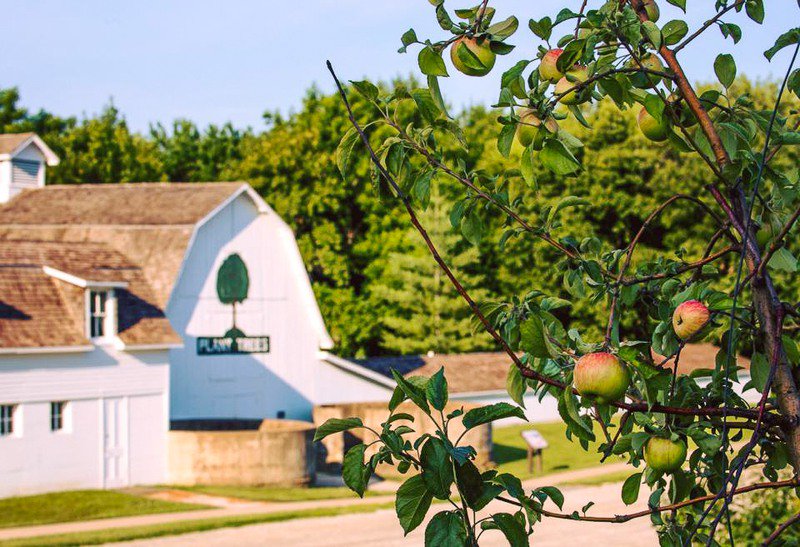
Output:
[0, 490, 206, 530]
[171, 484, 382, 502]
[0, 502, 395, 547]
[493, 421, 622, 481]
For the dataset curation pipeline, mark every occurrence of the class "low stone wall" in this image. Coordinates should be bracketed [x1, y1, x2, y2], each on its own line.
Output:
[168, 419, 316, 486]
[313, 401, 493, 471]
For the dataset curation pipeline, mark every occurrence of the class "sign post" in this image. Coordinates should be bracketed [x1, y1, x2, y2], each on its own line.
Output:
[520, 429, 549, 474]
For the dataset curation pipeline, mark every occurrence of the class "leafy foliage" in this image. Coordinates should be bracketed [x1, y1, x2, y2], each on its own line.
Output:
[324, 0, 800, 544]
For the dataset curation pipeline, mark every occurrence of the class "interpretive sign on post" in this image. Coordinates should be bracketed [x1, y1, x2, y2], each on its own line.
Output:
[521, 429, 548, 474]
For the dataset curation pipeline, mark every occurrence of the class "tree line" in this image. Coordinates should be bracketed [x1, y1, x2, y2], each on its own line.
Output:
[1, 80, 796, 358]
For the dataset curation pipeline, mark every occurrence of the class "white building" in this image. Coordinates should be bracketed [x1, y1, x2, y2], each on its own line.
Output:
[0, 133, 391, 496]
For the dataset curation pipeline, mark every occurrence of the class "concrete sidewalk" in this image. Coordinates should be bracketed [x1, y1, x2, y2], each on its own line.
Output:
[0, 462, 631, 543]
[115, 476, 656, 547]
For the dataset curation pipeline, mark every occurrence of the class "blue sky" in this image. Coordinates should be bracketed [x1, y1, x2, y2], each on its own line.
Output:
[1, 1, 798, 132]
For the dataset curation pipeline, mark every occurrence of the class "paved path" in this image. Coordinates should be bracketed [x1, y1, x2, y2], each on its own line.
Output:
[0, 462, 634, 544]
[115, 479, 657, 546]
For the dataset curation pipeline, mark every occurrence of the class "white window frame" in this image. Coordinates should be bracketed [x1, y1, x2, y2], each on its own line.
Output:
[50, 401, 70, 433]
[0, 404, 17, 437]
[86, 289, 117, 341]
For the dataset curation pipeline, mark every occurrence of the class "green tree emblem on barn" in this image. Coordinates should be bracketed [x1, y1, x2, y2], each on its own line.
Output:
[216, 253, 249, 342]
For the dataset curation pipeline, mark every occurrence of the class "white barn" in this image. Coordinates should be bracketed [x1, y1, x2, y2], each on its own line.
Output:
[0, 133, 392, 496]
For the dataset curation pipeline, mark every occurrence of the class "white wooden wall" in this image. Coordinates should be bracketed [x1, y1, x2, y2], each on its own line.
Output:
[0, 348, 169, 497]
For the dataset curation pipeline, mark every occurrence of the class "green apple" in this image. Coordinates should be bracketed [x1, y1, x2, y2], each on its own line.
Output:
[573, 352, 630, 404]
[637, 107, 669, 141]
[642, 0, 660, 22]
[555, 65, 591, 105]
[538, 48, 564, 82]
[627, 54, 664, 87]
[516, 108, 558, 148]
[644, 437, 687, 473]
[672, 300, 710, 340]
[450, 36, 496, 77]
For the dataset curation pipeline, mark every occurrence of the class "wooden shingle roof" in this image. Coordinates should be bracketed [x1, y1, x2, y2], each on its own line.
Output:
[0, 240, 180, 349]
[0, 133, 36, 155]
[0, 182, 247, 308]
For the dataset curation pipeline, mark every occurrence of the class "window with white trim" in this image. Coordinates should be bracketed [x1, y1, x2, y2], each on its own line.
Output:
[50, 401, 67, 432]
[89, 290, 108, 338]
[0, 405, 16, 436]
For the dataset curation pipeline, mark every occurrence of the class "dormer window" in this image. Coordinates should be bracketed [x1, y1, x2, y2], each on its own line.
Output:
[89, 290, 107, 338]
[87, 289, 116, 340]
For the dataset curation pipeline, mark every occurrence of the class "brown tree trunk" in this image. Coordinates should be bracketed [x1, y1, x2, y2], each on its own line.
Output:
[630, 0, 800, 469]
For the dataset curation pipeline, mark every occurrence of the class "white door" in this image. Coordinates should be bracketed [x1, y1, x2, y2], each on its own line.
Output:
[103, 397, 129, 488]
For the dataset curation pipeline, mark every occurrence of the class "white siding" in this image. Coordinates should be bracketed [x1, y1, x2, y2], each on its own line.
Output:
[0, 347, 169, 497]
[168, 192, 389, 422]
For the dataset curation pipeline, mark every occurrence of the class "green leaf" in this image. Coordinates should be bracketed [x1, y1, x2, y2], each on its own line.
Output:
[401, 28, 418, 48]
[335, 127, 359, 178]
[350, 80, 379, 101]
[497, 123, 516, 157]
[426, 367, 448, 411]
[425, 511, 469, 547]
[392, 369, 430, 413]
[342, 444, 370, 497]
[488, 16, 519, 40]
[506, 364, 526, 408]
[621, 472, 642, 505]
[519, 314, 557, 358]
[454, 460, 485, 509]
[641, 21, 661, 49]
[784, 336, 800, 366]
[745, 0, 764, 23]
[540, 139, 580, 175]
[413, 170, 433, 209]
[538, 485, 564, 509]
[491, 513, 529, 547]
[461, 209, 485, 246]
[421, 438, 454, 499]
[520, 145, 536, 188]
[435, 4, 455, 31]
[411, 88, 440, 124]
[750, 352, 770, 393]
[768, 248, 798, 272]
[395, 474, 434, 535]
[661, 19, 688, 46]
[528, 16, 552, 41]
[547, 195, 590, 225]
[562, 389, 593, 436]
[313, 417, 363, 442]
[427, 75, 449, 118]
[462, 402, 526, 430]
[666, 0, 686, 11]
[418, 46, 448, 77]
[765, 29, 800, 61]
[714, 54, 736, 88]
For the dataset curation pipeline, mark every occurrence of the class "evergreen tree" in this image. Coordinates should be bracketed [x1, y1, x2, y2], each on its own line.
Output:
[368, 186, 491, 354]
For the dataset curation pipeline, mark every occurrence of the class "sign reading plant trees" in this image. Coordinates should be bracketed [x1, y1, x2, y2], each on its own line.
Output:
[196, 253, 270, 356]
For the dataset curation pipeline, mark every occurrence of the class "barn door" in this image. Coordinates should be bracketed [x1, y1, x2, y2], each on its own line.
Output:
[103, 397, 129, 488]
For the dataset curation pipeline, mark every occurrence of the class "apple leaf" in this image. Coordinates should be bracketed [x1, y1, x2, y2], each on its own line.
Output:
[314, 417, 364, 442]
[714, 53, 736, 88]
[418, 46, 448, 77]
[462, 402, 526, 430]
[425, 511, 469, 547]
[395, 474, 433, 535]
[621, 472, 642, 505]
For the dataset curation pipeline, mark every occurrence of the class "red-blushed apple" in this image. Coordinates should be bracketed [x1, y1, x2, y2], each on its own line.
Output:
[644, 437, 687, 473]
[672, 300, 710, 340]
[538, 49, 564, 82]
[516, 108, 558, 148]
[450, 36, 496, 76]
[642, 0, 660, 22]
[637, 107, 669, 141]
[573, 352, 630, 404]
[555, 65, 591, 105]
